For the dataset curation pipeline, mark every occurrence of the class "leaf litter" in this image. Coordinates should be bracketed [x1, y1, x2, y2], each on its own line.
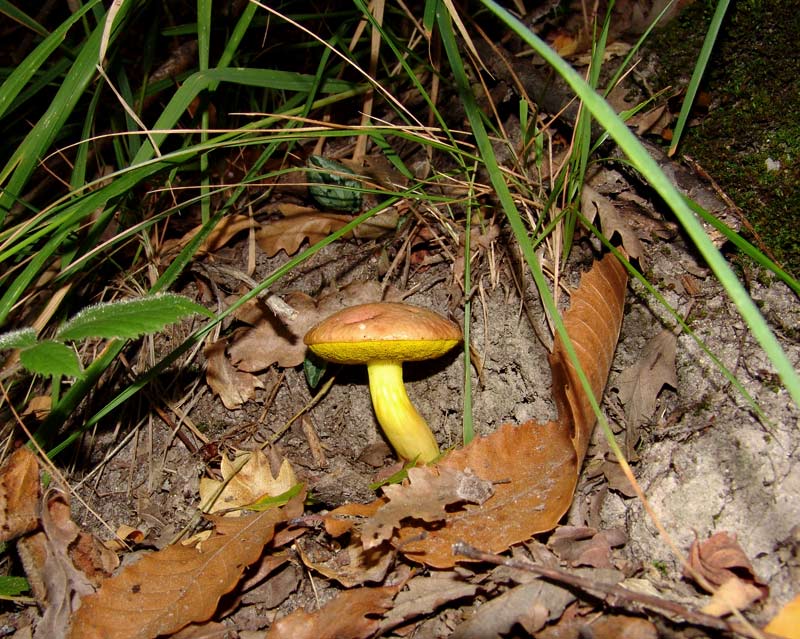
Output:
[4, 243, 788, 638]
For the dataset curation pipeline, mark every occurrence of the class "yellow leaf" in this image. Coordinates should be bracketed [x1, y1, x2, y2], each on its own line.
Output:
[199, 450, 297, 515]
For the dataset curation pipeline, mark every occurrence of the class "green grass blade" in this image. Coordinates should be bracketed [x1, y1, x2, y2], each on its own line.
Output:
[0, 4, 82, 119]
[130, 68, 357, 165]
[0, 1, 130, 220]
[668, 0, 730, 156]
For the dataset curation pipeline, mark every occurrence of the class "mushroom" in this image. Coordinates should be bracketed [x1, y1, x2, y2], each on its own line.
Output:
[304, 302, 462, 463]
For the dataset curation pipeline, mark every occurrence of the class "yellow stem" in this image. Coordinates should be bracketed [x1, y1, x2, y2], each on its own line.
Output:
[366, 360, 440, 463]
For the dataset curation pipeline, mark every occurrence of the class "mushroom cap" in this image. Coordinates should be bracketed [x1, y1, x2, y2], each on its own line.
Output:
[304, 302, 461, 364]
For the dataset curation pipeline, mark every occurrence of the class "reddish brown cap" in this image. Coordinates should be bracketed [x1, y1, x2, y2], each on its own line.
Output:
[304, 302, 461, 364]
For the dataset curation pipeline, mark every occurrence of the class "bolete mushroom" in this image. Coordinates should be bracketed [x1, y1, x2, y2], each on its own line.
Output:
[304, 302, 462, 463]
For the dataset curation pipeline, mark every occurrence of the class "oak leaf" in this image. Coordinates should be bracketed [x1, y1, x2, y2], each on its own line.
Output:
[362, 466, 494, 549]
[66, 492, 304, 639]
[613, 328, 677, 456]
[296, 536, 394, 587]
[204, 339, 264, 409]
[256, 213, 350, 257]
[199, 451, 297, 514]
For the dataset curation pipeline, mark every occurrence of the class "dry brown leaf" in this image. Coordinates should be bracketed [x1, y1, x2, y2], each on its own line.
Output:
[550, 251, 628, 462]
[204, 339, 265, 409]
[548, 526, 626, 569]
[451, 578, 575, 638]
[686, 531, 767, 599]
[296, 537, 394, 587]
[256, 214, 351, 257]
[614, 328, 677, 455]
[378, 571, 479, 633]
[227, 292, 320, 370]
[362, 466, 494, 549]
[199, 451, 297, 514]
[264, 584, 399, 639]
[17, 491, 116, 639]
[0, 446, 40, 542]
[581, 185, 644, 260]
[159, 214, 254, 261]
[67, 492, 304, 639]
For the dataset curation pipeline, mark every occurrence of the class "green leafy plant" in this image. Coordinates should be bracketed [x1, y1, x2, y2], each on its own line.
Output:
[0, 294, 210, 378]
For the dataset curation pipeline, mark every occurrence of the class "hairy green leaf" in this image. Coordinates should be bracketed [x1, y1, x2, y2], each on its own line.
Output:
[57, 294, 212, 341]
[19, 341, 82, 378]
[0, 327, 37, 351]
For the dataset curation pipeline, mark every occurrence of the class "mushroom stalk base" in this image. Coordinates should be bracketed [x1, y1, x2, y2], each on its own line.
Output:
[366, 360, 440, 463]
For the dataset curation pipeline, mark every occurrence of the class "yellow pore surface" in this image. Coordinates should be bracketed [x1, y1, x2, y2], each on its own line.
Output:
[308, 338, 459, 365]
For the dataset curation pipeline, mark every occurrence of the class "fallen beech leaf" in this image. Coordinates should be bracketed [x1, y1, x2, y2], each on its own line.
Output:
[390, 253, 627, 567]
[199, 451, 297, 514]
[264, 584, 398, 639]
[0, 447, 40, 542]
[613, 329, 677, 456]
[67, 492, 304, 639]
[550, 251, 628, 462]
[581, 185, 644, 260]
[765, 593, 800, 639]
[204, 339, 265, 409]
[362, 466, 494, 549]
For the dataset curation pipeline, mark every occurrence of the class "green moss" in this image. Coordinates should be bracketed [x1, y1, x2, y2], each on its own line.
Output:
[650, 0, 800, 275]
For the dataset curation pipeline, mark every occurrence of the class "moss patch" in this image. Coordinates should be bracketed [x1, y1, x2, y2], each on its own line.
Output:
[650, 0, 800, 275]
